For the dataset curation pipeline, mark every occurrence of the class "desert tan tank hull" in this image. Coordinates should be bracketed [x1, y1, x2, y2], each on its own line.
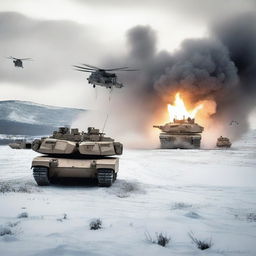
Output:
[9, 142, 32, 149]
[159, 133, 202, 149]
[31, 156, 119, 187]
[216, 141, 232, 148]
[154, 118, 204, 149]
[216, 136, 232, 148]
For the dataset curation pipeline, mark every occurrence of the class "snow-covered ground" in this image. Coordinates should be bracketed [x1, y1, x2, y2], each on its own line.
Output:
[0, 130, 256, 256]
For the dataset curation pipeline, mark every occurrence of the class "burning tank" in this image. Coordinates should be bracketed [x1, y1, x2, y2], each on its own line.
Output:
[216, 136, 232, 148]
[153, 117, 204, 149]
[31, 127, 123, 187]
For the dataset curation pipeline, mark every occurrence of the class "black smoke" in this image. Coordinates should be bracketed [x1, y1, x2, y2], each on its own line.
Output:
[212, 15, 256, 90]
[95, 14, 256, 147]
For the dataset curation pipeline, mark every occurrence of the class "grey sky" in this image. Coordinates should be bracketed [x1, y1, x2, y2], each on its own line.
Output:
[0, 0, 255, 109]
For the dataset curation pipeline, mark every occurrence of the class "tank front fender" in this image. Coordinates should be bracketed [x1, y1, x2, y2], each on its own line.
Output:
[95, 158, 119, 173]
[31, 156, 57, 168]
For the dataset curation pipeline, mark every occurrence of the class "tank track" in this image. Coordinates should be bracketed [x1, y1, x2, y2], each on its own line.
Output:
[97, 169, 114, 187]
[33, 167, 50, 186]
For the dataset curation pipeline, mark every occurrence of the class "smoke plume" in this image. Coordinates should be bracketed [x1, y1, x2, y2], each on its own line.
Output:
[74, 13, 256, 148]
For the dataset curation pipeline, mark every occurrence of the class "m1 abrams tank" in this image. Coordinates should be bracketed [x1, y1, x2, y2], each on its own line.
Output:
[31, 127, 123, 187]
[153, 118, 204, 149]
[9, 139, 32, 149]
[216, 136, 232, 148]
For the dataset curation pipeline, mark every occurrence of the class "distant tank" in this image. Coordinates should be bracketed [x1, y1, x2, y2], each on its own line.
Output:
[153, 118, 204, 149]
[216, 136, 232, 148]
[31, 127, 123, 187]
[9, 139, 32, 149]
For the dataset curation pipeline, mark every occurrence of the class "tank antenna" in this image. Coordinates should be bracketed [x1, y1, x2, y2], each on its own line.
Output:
[102, 113, 109, 133]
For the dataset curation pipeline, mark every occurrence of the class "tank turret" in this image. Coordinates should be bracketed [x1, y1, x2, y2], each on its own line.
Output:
[153, 118, 204, 149]
[216, 136, 232, 148]
[32, 127, 122, 156]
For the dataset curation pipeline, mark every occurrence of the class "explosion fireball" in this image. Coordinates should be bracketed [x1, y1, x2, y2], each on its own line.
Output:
[168, 93, 203, 122]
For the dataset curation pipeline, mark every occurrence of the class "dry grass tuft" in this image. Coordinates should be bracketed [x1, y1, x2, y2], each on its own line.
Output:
[188, 231, 213, 250]
[145, 232, 171, 247]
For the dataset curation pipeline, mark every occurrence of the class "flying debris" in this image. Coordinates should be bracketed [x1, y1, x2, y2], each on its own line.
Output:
[73, 63, 138, 89]
[6, 56, 33, 68]
[229, 120, 239, 126]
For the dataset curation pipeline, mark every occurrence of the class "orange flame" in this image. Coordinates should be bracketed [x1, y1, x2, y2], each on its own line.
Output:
[168, 93, 203, 122]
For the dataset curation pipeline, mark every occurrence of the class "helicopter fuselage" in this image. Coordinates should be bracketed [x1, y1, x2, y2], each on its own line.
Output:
[87, 70, 123, 89]
[13, 59, 23, 68]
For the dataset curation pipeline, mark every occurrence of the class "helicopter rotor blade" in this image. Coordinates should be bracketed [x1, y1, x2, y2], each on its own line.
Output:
[74, 68, 92, 73]
[82, 63, 102, 69]
[116, 69, 139, 71]
[73, 65, 96, 71]
[20, 58, 33, 61]
[78, 63, 139, 72]
[79, 65, 96, 70]
[104, 67, 130, 71]
[6, 56, 17, 60]
[73, 65, 96, 73]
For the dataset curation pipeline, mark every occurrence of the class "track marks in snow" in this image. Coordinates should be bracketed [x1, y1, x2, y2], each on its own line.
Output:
[107, 179, 146, 198]
[0, 180, 40, 193]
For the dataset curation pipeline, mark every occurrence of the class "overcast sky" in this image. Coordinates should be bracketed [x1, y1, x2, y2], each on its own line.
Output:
[0, 0, 255, 109]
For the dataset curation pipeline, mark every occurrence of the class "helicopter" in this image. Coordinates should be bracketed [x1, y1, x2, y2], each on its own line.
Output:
[6, 56, 32, 68]
[73, 63, 137, 89]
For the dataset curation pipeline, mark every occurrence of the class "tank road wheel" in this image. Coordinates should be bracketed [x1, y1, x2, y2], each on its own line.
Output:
[33, 167, 50, 186]
[97, 169, 114, 187]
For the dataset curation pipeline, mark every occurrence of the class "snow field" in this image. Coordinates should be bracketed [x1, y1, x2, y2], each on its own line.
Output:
[0, 131, 256, 256]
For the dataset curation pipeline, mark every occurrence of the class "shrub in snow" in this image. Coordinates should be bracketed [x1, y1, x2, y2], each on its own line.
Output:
[145, 232, 171, 247]
[0, 226, 13, 236]
[89, 219, 102, 230]
[17, 212, 28, 218]
[188, 231, 212, 250]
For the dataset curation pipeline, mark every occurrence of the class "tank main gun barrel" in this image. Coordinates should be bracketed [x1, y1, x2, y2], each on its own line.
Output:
[153, 125, 162, 129]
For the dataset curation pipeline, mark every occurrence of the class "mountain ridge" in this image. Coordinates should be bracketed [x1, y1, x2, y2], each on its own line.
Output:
[0, 100, 86, 136]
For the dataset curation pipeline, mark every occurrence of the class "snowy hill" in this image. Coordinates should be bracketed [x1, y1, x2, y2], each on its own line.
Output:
[0, 100, 85, 137]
